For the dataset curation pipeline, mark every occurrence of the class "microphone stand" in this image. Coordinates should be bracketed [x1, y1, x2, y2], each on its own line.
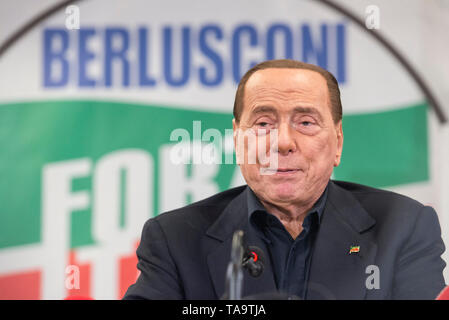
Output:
[225, 230, 244, 300]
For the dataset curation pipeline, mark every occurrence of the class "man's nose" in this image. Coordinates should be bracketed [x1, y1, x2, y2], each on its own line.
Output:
[276, 123, 296, 155]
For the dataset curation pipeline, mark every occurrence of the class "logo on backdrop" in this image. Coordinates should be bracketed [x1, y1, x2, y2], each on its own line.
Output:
[0, 1, 432, 300]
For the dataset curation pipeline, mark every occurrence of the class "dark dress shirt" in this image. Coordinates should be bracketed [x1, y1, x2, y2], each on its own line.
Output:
[247, 183, 329, 299]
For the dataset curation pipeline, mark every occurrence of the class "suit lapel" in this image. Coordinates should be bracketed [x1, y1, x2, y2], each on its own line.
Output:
[206, 187, 276, 299]
[307, 181, 377, 300]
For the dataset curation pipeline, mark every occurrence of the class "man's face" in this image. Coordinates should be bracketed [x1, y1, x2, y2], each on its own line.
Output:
[233, 68, 343, 206]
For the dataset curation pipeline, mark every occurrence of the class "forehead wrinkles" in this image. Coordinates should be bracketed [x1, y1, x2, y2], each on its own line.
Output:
[245, 86, 326, 109]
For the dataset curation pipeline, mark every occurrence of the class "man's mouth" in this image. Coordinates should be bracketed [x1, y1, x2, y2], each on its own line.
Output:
[259, 167, 302, 176]
[275, 168, 300, 175]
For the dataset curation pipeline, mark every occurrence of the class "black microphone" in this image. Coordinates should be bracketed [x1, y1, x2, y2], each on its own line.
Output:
[224, 230, 267, 300]
[242, 246, 264, 277]
[223, 230, 299, 301]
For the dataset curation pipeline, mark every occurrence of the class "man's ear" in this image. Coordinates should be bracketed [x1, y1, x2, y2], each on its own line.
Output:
[233, 118, 243, 166]
[334, 120, 343, 167]
[232, 118, 238, 147]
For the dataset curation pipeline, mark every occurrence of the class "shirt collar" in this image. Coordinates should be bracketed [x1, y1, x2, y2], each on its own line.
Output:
[247, 180, 329, 225]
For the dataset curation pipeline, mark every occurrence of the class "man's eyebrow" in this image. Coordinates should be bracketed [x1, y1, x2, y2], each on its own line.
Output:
[292, 106, 324, 122]
[250, 105, 277, 115]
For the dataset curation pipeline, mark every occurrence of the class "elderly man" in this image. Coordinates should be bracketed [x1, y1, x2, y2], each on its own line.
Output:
[124, 59, 446, 300]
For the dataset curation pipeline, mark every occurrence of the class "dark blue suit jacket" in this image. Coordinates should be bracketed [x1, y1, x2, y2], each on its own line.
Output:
[123, 180, 446, 300]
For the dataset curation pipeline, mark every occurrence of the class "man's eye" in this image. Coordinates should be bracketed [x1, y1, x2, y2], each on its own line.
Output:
[294, 119, 320, 135]
[254, 121, 273, 136]
[255, 120, 274, 128]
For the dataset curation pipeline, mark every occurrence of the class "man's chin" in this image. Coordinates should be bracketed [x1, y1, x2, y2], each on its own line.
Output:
[266, 184, 303, 202]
